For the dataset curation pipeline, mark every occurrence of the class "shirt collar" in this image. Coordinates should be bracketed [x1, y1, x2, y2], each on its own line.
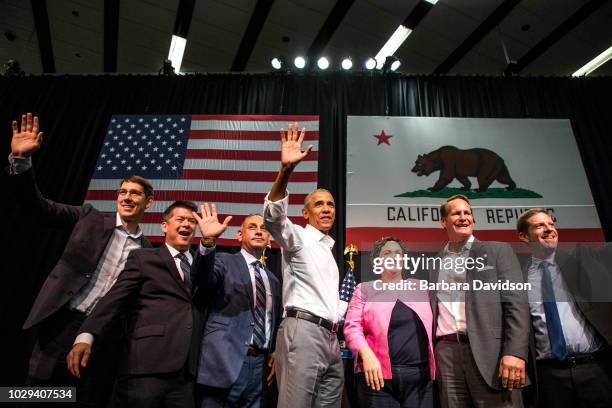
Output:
[165, 243, 193, 264]
[444, 234, 475, 254]
[115, 212, 143, 239]
[305, 224, 335, 249]
[240, 248, 259, 266]
[531, 250, 556, 267]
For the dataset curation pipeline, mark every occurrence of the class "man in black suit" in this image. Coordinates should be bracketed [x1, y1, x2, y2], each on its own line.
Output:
[68, 201, 231, 408]
[517, 208, 612, 408]
[7, 113, 154, 407]
[196, 214, 282, 408]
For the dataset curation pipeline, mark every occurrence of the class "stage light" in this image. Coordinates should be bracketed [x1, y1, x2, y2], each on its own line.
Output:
[167, 35, 186, 73]
[294, 56, 306, 69]
[572, 45, 612, 77]
[365, 57, 376, 70]
[341, 57, 353, 70]
[271, 57, 283, 70]
[382, 56, 401, 73]
[375, 25, 411, 69]
[317, 57, 329, 70]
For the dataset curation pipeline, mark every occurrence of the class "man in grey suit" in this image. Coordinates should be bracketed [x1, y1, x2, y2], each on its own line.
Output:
[430, 195, 530, 408]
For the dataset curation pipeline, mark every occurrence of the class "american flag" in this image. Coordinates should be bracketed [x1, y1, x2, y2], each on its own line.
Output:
[85, 114, 319, 245]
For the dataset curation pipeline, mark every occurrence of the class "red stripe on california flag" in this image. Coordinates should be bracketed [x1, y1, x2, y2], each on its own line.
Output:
[184, 149, 318, 161]
[140, 213, 305, 225]
[85, 190, 309, 204]
[181, 169, 317, 182]
[189, 129, 319, 141]
[191, 115, 319, 121]
[346, 227, 605, 244]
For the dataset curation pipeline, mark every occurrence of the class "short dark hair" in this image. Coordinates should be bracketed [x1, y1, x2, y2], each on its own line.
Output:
[517, 208, 551, 234]
[163, 200, 198, 222]
[368, 237, 409, 271]
[303, 188, 333, 208]
[120, 175, 154, 197]
[440, 194, 471, 218]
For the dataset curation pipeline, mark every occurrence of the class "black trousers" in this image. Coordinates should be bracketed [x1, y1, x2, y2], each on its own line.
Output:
[536, 353, 612, 408]
[26, 307, 120, 408]
[111, 368, 195, 408]
[356, 365, 434, 408]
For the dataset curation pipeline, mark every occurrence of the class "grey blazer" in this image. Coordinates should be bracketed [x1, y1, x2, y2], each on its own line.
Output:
[429, 239, 531, 390]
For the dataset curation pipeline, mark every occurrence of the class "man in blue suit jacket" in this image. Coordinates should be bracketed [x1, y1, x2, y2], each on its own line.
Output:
[197, 213, 282, 408]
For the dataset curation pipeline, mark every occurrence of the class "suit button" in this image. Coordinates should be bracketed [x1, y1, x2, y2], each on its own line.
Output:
[85, 274, 91, 279]
[250, 322, 255, 326]
[186, 324, 192, 329]
[244, 342, 249, 346]
[68, 291, 74, 296]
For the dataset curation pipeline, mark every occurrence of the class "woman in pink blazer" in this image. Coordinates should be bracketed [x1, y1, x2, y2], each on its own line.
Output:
[344, 237, 435, 408]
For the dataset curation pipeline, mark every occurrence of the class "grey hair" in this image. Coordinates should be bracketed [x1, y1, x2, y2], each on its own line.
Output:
[303, 188, 333, 208]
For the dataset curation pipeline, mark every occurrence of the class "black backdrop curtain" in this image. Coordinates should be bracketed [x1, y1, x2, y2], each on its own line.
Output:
[1, 73, 611, 385]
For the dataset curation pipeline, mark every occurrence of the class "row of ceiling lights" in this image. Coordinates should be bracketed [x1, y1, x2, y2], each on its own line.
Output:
[270, 55, 401, 72]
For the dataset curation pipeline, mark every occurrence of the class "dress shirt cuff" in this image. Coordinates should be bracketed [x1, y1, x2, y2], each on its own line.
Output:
[74, 332, 94, 346]
[7, 153, 32, 175]
[199, 243, 216, 255]
[263, 192, 289, 222]
[338, 300, 349, 322]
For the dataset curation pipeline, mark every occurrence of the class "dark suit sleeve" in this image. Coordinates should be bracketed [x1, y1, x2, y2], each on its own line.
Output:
[8, 167, 83, 227]
[79, 251, 143, 339]
[193, 247, 227, 297]
[497, 243, 530, 360]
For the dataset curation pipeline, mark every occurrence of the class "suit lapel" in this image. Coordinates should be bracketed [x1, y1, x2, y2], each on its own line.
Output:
[236, 253, 255, 308]
[158, 244, 192, 299]
[92, 212, 117, 260]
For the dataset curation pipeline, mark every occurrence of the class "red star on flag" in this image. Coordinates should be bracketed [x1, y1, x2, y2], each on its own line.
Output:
[374, 130, 392, 145]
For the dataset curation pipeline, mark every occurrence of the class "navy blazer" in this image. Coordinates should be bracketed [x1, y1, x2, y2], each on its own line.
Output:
[197, 250, 281, 388]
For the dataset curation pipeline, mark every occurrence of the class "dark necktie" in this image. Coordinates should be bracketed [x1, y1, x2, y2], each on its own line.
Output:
[252, 260, 267, 348]
[541, 261, 567, 360]
[177, 252, 191, 285]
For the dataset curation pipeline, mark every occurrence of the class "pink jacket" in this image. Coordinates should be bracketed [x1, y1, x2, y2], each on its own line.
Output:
[344, 279, 435, 380]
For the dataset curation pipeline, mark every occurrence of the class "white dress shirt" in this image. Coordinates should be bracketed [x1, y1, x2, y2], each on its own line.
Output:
[264, 193, 347, 323]
[240, 249, 273, 348]
[436, 235, 475, 337]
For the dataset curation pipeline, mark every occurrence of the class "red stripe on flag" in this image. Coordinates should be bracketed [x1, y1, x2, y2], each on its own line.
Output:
[140, 213, 305, 225]
[85, 190, 309, 204]
[185, 149, 318, 161]
[189, 129, 319, 141]
[192, 115, 319, 121]
[346, 227, 606, 244]
[180, 169, 317, 182]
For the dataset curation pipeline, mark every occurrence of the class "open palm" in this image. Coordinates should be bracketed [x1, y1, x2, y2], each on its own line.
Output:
[11, 113, 43, 157]
[193, 203, 232, 239]
[280, 122, 313, 167]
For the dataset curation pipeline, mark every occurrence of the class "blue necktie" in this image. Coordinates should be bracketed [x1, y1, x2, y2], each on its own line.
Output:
[177, 252, 191, 285]
[541, 261, 567, 360]
[252, 261, 267, 348]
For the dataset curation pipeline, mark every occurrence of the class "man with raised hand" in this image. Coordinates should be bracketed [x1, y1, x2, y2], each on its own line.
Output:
[196, 213, 282, 408]
[517, 208, 612, 408]
[68, 201, 231, 408]
[7, 112, 154, 407]
[264, 122, 347, 408]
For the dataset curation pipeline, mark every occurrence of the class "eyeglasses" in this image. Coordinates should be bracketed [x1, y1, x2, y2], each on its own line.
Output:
[116, 189, 145, 198]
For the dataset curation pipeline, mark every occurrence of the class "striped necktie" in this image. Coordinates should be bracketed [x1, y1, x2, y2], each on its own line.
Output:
[177, 252, 191, 285]
[252, 260, 267, 348]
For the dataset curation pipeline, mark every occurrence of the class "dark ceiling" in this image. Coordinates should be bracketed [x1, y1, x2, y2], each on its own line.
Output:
[1, 0, 611, 76]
